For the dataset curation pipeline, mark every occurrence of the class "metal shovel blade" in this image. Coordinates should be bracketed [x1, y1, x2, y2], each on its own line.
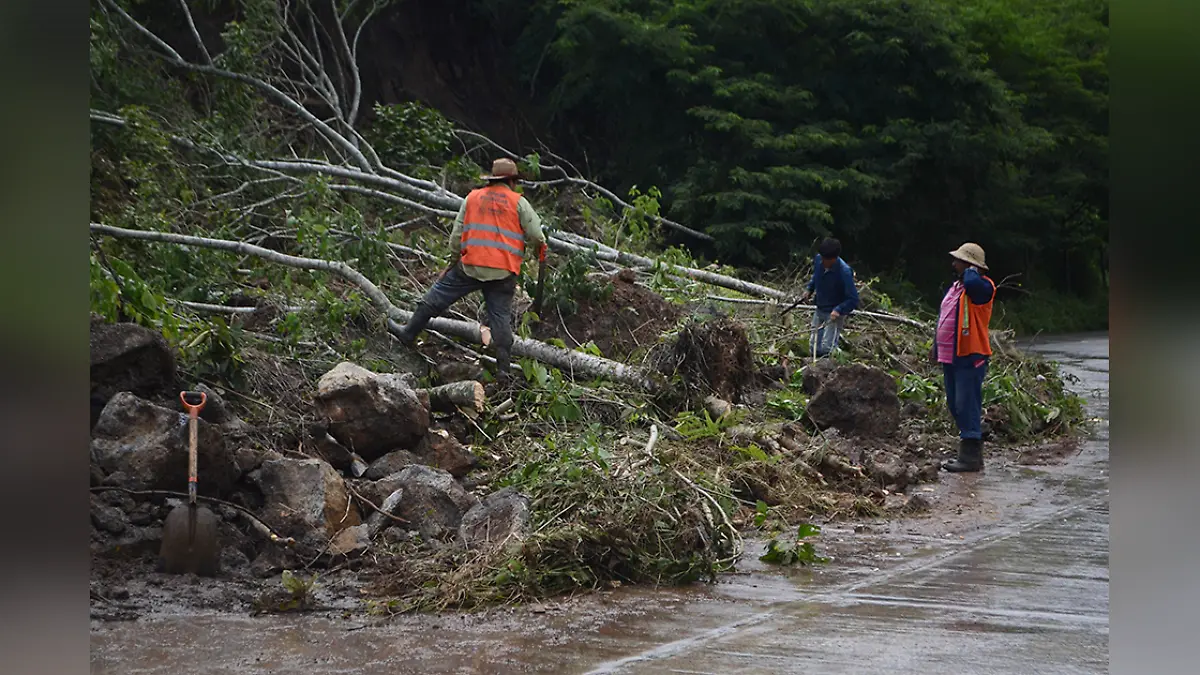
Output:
[159, 502, 221, 576]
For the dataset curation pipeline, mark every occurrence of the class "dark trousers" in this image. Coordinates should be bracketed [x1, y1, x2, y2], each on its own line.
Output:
[943, 356, 989, 440]
[400, 264, 516, 373]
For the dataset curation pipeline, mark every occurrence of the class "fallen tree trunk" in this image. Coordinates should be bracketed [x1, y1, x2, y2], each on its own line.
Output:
[548, 232, 788, 301]
[704, 295, 929, 330]
[418, 381, 485, 413]
[90, 223, 657, 391]
[92, 110, 795, 307]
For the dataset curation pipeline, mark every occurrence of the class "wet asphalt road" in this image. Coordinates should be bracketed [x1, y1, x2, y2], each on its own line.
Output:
[91, 334, 1109, 674]
[580, 333, 1110, 674]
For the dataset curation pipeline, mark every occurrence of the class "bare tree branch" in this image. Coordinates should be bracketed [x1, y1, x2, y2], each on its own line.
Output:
[90, 223, 659, 390]
[347, 4, 378, 126]
[326, 184, 457, 218]
[101, 0, 183, 62]
[454, 129, 713, 243]
[102, 0, 373, 173]
[175, 0, 212, 64]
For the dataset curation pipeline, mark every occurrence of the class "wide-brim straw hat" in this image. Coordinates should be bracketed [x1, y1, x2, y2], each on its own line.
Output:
[481, 157, 520, 181]
[949, 242, 988, 270]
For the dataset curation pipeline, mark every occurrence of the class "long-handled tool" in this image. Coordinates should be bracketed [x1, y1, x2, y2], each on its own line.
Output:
[158, 390, 221, 577]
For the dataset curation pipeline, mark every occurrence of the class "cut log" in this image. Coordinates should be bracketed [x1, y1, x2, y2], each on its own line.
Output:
[705, 395, 733, 420]
[418, 381, 486, 413]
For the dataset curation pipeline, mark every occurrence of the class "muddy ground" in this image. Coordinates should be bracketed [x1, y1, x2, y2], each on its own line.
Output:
[88, 431, 1071, 625]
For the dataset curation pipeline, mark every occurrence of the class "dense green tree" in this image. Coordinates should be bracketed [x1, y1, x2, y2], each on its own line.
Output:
[474, 0, 1107, 323]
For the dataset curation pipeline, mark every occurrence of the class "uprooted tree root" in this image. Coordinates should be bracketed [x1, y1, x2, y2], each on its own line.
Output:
[652, 317, 757, 406]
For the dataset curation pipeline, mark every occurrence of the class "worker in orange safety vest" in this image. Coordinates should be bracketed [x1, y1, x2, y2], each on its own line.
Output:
[931, 242, 997, 472]
[394, 158, 547, 385]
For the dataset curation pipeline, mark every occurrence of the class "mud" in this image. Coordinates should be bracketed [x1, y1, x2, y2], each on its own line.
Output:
[532, 269, 681, 360]
[91, 333, 1109, 674]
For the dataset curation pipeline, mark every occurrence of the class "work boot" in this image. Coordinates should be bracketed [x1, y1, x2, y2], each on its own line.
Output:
[395, 304, 438, 346]
[484, 370, 514, 398]
[493, 348, 512, 384]
[942, 438, 983, 472]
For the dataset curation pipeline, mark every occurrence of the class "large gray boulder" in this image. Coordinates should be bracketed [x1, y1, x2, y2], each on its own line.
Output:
[416, 428, 479, 478]
[255, 457, 362, 546]
[90, 318, 176, 427]
[314, 362, 429, 461]
[365, 465, 478, 541]
[90, 392, 238, 495]
[458, 487, 531, 552]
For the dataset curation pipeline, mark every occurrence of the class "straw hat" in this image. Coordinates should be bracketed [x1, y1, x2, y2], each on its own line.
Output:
[949, 242, 988, 270]
[481, 157, 520, 181]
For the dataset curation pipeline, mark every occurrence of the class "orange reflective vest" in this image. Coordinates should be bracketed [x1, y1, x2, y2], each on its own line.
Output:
[956, 274, 996, 357]
[460, 185, 526, 275]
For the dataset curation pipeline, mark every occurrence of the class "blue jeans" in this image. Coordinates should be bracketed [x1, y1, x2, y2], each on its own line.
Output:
[811, 309, 845, 357]
[943, 356, 989, 439]
[399, 263, 517, 367]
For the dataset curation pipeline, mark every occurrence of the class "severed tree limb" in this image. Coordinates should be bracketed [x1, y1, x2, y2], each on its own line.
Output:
[548, 232, 788, 300]
[526, 176, 713, 242]
[90, 223, 659, 391]
[417, 381, 486, 413]
[174, 0, 212, 65]
[704, 295, 929, 330]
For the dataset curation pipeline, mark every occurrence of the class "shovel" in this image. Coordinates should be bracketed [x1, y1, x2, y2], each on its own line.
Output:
[158, 390, 221, 577]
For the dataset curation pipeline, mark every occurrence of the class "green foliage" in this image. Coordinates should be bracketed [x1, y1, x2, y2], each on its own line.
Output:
[622, 185, 663, 248]
[529, 249, 614, 314]
[995, 290, 1109, 336]
[518, 359, 585, 423]
[982, 356, 1086, 440]
[482, 0, 1107, 323]
[181, 316, 248, 387]
[765, 390, 807, 421]
[366, 101, 456, 174]
[897, 371, 943, 408]
[90, 249, 182, 341]
[760, 523, 830, 566]
[276, 570, 320, 611]
[672, 408, 741, 441]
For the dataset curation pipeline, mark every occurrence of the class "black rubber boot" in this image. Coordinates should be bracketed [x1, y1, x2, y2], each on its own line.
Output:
[487, 348, 513, 393]
[395, 304, 439, 346]
[942, 438, 983, 472]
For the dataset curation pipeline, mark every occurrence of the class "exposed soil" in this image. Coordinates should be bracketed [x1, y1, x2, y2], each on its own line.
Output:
[532, 269, 682, 361]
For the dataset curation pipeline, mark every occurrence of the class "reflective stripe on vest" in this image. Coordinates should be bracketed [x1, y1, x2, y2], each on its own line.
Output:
[956, 275, 996, 357]
[460, 185, 525, 275]
[461, 237, 525, 257]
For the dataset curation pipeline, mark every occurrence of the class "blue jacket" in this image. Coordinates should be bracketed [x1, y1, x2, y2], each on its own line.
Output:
[806, 255, 859, 315]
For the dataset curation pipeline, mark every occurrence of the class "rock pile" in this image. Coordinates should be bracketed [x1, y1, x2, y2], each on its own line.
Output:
[88, 320, 530, 578]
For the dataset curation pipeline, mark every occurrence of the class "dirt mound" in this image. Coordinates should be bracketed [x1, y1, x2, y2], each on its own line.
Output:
[802, 362, 901, 437]
[655, 317, 756, 403]
[532, 269, 681, 361]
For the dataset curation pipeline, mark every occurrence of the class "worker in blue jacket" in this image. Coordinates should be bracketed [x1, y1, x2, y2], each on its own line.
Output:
[798, 238, 860, 357]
